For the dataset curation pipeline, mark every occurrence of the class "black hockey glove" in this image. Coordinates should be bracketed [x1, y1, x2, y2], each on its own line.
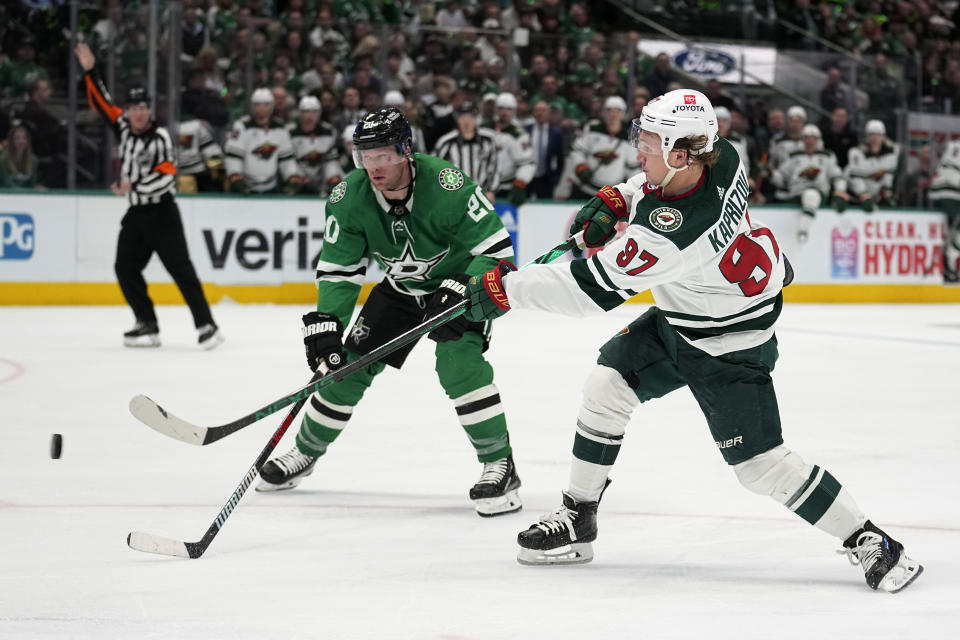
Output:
[569, 185, 629, 247]
[302, 311, 346, 372]
[425, 274, 472, 342]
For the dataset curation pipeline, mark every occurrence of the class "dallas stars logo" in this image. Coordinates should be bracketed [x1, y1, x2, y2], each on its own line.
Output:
[374, 241, 448, 282]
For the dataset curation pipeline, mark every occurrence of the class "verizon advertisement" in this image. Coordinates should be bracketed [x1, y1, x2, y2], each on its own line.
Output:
[0, 194, 948, 291]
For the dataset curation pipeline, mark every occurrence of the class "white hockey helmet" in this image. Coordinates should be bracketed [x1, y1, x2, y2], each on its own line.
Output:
[298, 95, 321, 112]
[865, 119, 886, 136]
[251, 87, 274, 105]
[603, 95, 627, 113]
[786, 105, 807, 122]
[801, 123, 821, 138]
[630, 88, 718, 187]
[495, 92, 518, 110]
[383, 90, 405, 107]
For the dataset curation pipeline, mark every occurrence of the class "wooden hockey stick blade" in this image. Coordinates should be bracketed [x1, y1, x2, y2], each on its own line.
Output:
[127, 531, 202, 559]
[129, 232, 585, 446]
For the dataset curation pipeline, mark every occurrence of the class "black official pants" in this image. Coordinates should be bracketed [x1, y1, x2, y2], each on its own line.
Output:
[115, 195, 215, 328]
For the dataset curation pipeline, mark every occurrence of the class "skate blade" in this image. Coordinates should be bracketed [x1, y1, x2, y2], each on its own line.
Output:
[517, 542, 593, 566]
[879, 554, 924, 593]
[255, 467, 313, 492]
[124, 335, 161, 348]
[474, 489, 522, 517]
[200, 331, 224, 351]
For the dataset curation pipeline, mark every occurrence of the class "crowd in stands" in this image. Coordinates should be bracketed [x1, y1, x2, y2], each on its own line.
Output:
[1, 0, 959, 221]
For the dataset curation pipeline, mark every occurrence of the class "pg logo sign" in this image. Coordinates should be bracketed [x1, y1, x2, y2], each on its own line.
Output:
[0, 213, 35, 259]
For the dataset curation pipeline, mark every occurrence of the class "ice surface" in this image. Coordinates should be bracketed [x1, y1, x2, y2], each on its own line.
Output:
[1, 302, 958, 639]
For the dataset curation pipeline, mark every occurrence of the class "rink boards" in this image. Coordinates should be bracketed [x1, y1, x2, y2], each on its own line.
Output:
[1, 192, 957, 304]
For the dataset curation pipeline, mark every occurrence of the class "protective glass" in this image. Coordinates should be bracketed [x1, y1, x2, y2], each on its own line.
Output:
[352, 145, 408, 169]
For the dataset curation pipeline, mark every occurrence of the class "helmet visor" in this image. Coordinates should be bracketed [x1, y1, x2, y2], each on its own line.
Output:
[628, 118, 660, 154]
[352, 145, 408, 170]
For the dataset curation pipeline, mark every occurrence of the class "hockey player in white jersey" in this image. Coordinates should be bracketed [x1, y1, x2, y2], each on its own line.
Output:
[462, 88, 922, 593]
[225, 88, 303, 193]
[771, 123, 846, 243]
[566, 96, 639, 199]
[842, 119, 901, 211]
[769, 105, 807, 171]
[288, 95, 342, 195]
[487, 92, 536, 206]
[929, 138, 960, 281]
[176, 115, 224, 193]
[714, 106, 749, 175]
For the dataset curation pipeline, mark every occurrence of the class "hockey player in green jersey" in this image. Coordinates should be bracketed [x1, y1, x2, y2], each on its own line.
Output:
[257, 107, 523, 517]
[463, 89, 923, 591]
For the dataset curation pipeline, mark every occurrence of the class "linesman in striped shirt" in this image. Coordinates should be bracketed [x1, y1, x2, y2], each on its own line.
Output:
[433, 100, 500, 204]
[76, 42, 222, 350]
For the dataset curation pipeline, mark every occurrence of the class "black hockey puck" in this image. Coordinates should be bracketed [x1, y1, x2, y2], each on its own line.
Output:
[50, 433, 63, 459]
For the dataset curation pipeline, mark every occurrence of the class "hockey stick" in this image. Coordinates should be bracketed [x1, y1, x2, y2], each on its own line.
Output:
[126, 232, 582, 559]
[127, 401, 300, 558]
[129, 231, 583, 447]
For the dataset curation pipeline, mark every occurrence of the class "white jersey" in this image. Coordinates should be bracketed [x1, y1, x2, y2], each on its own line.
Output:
[490, 121, 535, 191]
[727, 133, 750, 176]
[177, 119, 223, 175]
[929, 140, 960, 203]
[845, 141, 900, 199]
[287, 121, 342, 195]
[505, 137, 786, 357]
[225, 116, 299, 193]
[568, 120, 640, 191]
[772, 148, 844, 199]
[770, 135, 803, 170]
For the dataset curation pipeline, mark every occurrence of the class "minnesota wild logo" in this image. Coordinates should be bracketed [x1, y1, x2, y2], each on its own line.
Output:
[438, 167, 464, 191]
[649, 207, 683, 233]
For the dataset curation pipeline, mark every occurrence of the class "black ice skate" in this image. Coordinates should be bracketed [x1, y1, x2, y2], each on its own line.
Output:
[469, 455, 521, 517]
[517, 491, 601, 565]
[256, 447, 317, 492]
[840, 520, 923, 593]
[123, 320, 160, 348]
[197, 324, 224, 350]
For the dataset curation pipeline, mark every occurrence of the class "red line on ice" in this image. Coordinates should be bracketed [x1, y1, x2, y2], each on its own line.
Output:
[0, 358, 25, 385]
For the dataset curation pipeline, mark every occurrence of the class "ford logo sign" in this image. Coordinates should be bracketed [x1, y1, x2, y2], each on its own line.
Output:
[674, 49, 736, 77]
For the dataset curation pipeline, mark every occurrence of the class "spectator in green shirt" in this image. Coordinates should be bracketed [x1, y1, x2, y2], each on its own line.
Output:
[0, 122, 40, 190]
[0, 36, 49, 100]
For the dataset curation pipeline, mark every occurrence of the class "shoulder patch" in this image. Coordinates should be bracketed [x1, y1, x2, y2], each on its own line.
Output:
[649, 207, 683, 233]
[329, 180, 347, 203]
[438, 167, 464, 191]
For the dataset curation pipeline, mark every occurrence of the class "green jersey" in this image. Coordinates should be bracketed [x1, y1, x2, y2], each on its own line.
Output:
[317, 153, 515, 327]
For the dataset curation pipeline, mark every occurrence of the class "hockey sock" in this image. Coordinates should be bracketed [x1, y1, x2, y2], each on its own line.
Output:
[294, 358, 383, 457]
[296, 393, 354, 457]
[453, 384, 511, 462]
[437, 336, 511, 462]
[568, 366, 638, 501]
[734, 446, 866, 539]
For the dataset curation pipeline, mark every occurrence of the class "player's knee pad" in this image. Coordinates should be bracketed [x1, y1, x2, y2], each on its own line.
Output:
[578, 365, 639, 437]
[319, 358, 383, 406]
[733, 445, 811, 505]
[435, 334, 493, 398]
[800, 189, 823, 214]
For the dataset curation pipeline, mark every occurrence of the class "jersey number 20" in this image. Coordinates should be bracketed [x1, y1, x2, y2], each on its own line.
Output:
[719, 227, 780, 297]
